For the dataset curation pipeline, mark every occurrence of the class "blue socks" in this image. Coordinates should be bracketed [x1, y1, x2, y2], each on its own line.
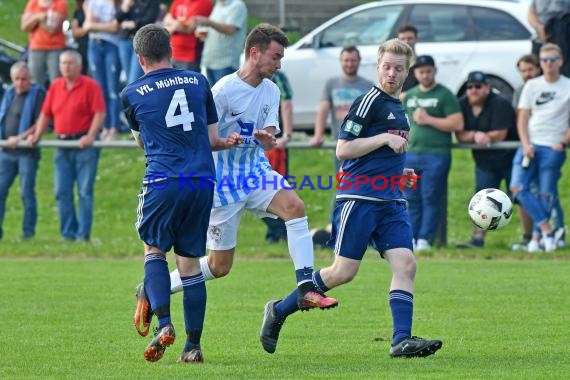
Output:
[275, 270, 330, 318]
[144, 253, 171, 328]
[389, 290, 414, 345]
[312, 270, 329, 292]
[181, 273, 206, 352]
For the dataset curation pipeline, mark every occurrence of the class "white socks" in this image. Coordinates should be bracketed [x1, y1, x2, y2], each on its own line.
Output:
[170, 256, 215, 294]
[285, 216, 315, 270]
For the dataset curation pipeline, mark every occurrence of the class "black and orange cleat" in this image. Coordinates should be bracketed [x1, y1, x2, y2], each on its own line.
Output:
[143, 324, 176, 362]
[134, 283, 153, 337]
[178, 347, 204, 364]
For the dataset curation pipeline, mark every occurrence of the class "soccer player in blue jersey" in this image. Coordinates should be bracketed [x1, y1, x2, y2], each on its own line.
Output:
[121, 24, 241, 364]
[133, 23, 337, 347]
[260, 39, 443, 358]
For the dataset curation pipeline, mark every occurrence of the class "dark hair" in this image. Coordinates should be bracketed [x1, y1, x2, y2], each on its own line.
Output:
[340, 45, 361, 60]
[244, 23, 289, 59]
[398, 24, 418, 36]
[133, 24, 172, 64]
[517, 53, 540, 68]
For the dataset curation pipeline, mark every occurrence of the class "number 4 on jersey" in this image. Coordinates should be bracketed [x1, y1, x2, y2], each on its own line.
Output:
[165, 89, 194, 131]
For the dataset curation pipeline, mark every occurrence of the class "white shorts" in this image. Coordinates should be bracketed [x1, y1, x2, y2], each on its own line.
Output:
[207, 170, 289, 250]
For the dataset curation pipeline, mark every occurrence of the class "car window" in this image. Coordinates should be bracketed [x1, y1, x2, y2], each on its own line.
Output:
[319, 5, 404, 47]
[471, 6, 531, 40]
[409, 5, 470, 42]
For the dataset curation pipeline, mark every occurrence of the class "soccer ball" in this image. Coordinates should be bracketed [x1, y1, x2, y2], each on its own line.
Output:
[468, 188, 513, 231]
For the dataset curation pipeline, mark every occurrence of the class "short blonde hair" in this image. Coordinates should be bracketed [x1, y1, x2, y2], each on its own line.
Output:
[377, 38, 415, 69]
[539, 43, 562, 57]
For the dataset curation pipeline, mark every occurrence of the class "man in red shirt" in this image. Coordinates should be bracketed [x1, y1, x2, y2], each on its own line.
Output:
[28, 49, 106, 241]
[163, 0, 213, 72]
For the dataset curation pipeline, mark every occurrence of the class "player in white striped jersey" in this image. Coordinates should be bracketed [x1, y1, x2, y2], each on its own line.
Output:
[166, 24, 337, 310]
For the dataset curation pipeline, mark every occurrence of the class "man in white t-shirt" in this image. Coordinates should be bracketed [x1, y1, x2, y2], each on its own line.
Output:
[510, 43, 570, 252]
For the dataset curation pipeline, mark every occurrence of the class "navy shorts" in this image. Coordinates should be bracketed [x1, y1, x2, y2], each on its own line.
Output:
[136, 178, 213, 257]
[328, 199, 413, 259]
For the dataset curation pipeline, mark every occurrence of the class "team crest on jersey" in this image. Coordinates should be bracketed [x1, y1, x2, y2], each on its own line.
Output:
[208, 225, 222, 242]
[262, 104, 270, 120]
[344, 120, 362, 136]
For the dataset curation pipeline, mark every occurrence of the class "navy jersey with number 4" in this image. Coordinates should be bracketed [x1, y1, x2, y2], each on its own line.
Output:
[337, 86, 410, 201]
[121, 68, 218, 184]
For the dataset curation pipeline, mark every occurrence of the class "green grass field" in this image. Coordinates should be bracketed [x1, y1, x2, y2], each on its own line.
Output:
[2, 258, 569, 379]
[0, 145, 568, 379]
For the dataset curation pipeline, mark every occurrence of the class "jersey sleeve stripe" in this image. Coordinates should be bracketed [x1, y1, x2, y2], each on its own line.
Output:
[356, 88, 380, 118]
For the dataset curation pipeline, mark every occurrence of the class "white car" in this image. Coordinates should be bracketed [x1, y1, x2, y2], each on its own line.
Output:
[281, 0, 534, 129]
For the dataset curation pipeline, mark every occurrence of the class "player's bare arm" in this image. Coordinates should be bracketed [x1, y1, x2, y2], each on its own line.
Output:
[336, 133, 407, 160]
[208, 124, 244, 151]
[254, 127, 277, 150]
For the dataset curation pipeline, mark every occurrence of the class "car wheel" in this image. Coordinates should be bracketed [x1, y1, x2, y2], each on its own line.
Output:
[457, 76, 513, 101]
[487, 76, 513, 101]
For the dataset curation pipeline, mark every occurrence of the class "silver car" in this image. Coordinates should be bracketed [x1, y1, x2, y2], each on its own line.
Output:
[281, 0, 534, 129]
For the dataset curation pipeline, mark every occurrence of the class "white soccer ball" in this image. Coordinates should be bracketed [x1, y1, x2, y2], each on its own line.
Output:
[468, 188, 513, 231]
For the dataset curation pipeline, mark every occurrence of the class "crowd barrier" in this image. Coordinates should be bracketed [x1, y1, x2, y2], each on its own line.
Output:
[0, 139, 557, 245]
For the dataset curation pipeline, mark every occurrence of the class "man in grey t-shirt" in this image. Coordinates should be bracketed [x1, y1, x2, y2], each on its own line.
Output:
[309, 46, 373, 246]
[309, 46, 373, 153]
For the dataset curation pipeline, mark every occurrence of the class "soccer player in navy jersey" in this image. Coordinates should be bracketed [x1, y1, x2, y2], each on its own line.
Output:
[121, 24, 241, 364]
[260, 39, 443, 358]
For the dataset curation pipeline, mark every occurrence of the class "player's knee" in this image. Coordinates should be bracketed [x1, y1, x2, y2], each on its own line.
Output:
[282, 197, 306, 219]
[210, 263, 232, 278]
[393, 253, 416, 279]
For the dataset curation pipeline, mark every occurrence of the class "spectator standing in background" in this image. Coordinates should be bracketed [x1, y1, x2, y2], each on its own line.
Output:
[527, 0, 570, 76]
[0, 62, 46, 241]
[309, 46, 373, 246]
[21, 0, 68, 87]
[27, 50, 105, 242]
[511, 54, 541, 250]
[512, 54, 566, 250]
[84, 0, 121, 141]
[397, 24, 419, 93]
[402, 55, 463, 251]
[455, 71, 518, 249]
[193, 0, 247, 85]
[116, 0, 160, 85]
[71, 0, 89, 75]
[510, 43, 570, 253]
[163, 0, 213, 72]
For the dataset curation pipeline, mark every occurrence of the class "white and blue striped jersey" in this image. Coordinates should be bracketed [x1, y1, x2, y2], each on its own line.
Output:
[210, 73, 280, 207]
[337, 86, 410, 201]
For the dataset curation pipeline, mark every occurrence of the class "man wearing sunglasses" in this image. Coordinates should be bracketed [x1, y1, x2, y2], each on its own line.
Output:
[455, 71, 518, 249]
[509, 43, 570, 252]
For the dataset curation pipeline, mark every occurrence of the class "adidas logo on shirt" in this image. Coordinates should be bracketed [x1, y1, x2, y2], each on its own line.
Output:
[387, 112, 396, 120]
